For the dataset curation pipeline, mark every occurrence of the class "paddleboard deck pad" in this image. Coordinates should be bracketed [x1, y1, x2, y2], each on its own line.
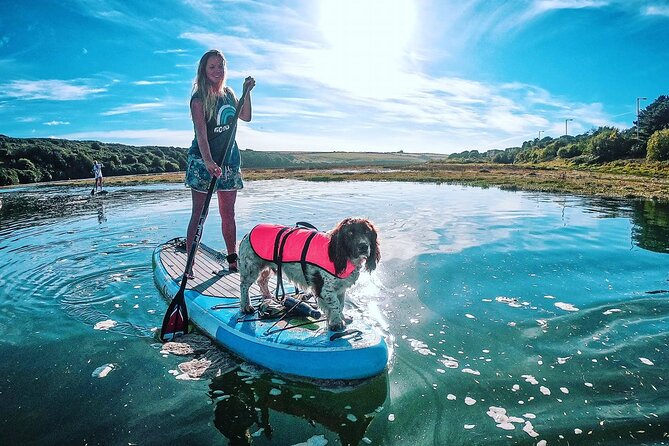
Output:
[153, 237, 388, 380]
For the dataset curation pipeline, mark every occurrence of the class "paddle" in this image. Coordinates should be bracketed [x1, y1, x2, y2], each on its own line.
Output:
[160, 80, 251, 342]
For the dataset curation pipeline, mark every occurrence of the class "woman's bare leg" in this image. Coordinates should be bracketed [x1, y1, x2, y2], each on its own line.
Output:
[217, 190, 238, 268]
[186, 189, 208, 276]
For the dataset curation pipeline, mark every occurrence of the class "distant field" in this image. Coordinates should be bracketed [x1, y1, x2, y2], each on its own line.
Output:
[274, 150, 447, 165]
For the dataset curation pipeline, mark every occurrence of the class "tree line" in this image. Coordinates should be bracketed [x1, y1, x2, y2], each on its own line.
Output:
[0, 137, 303, 186]
[447, 95, 669, 165]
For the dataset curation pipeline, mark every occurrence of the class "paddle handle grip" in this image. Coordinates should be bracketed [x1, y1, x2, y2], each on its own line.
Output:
[283, 296, 322, 319]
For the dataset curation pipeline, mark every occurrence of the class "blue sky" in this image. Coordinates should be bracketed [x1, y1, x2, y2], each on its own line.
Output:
[1, 0, 667, 154]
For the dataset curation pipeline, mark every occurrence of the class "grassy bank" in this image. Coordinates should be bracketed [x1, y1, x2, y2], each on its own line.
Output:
[17, 161, 669, 202]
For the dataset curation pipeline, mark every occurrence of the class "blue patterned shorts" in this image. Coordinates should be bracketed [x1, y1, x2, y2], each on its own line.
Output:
[185, 156, 244, 192]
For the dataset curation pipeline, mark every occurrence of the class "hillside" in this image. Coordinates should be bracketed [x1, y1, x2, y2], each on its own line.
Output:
[0, 135, 446, 186]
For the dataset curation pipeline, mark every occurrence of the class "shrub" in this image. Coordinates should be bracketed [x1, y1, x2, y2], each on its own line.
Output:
[588, 128, 626, 161]
[646, 129, 669, 161]
[0, 168, 19, 186]
[557, 143, 582, 159]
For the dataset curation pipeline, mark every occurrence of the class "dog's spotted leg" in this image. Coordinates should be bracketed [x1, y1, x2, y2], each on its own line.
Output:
[257, 268, 273, 299]
[320, 282, 345, 331]
[239, 279, 256, 314]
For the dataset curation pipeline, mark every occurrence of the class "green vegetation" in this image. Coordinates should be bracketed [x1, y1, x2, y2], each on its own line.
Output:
[447, 95, 669, 166]
[0, 136, 187, 186]
[647, 129, 669, 161]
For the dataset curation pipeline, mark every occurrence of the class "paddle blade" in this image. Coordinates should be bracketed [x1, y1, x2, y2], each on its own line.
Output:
[160, 293, 189, 342]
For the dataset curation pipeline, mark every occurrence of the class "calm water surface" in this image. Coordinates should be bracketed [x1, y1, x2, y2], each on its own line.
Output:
[1, 180, 668, 446]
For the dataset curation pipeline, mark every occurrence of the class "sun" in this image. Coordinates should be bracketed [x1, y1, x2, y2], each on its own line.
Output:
[317, 0, 418, 98]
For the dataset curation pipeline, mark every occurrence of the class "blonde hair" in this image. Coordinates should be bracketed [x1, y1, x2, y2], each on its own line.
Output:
[192, 49, 231, 121]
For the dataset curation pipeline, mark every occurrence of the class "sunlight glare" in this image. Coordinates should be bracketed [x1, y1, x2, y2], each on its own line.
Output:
[317, 0, 417, 98]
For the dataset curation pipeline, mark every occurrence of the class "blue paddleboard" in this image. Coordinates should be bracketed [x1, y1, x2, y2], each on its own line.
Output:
[153, 238, 388, 380]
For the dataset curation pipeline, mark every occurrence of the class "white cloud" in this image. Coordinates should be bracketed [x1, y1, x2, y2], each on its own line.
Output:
[59, 128, 193, 147]
[101, 103, 164, 116]
[0, 79, 106, 101]
[644, 5, 669, 16]
[44, 121, 70, 126]
[133, 80, 176, 85]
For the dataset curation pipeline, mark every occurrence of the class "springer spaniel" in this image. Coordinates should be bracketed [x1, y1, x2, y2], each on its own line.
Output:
[238, 218, 380, 331]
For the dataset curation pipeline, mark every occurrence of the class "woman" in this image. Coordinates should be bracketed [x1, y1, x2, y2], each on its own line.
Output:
[185, 49, 255, 276]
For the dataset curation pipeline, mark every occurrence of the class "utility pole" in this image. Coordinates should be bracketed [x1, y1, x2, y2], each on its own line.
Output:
[565, 118, 573, 136]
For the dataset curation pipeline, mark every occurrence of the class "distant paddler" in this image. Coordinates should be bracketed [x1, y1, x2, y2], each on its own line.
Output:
[91, 160, 105, 195]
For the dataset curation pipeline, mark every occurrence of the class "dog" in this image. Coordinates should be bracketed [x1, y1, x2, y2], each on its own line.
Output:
[238, 218, 380, 331]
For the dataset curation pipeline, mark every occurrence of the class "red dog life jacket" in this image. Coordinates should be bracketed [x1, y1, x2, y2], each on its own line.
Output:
[248, 224, 355, 279]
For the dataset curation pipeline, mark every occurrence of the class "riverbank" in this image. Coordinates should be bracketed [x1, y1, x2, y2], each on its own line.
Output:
[11, 161, 669, 202]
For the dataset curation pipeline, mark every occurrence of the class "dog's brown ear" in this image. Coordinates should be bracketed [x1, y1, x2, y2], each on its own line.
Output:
[366, 223, 380, 272]
[328, 222, 349, 276]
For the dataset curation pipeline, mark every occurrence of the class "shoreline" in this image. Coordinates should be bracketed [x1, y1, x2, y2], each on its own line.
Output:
[5, 163, 669, 202]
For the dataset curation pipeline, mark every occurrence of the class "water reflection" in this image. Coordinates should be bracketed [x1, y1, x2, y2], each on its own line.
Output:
[209, 369, 389, 445]
[96, 200, 107, 224]
[630, 200, 669, 253]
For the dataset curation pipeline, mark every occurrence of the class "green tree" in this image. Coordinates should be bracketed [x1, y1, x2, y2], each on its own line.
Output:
[637, 95, 669, 145]
[557, 143, 583, 159]
[588, 127, 627, 161]
[646, 129, 669, 161]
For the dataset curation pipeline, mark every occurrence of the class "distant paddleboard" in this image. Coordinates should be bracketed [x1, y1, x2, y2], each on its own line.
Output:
[153, 237, 389, 380]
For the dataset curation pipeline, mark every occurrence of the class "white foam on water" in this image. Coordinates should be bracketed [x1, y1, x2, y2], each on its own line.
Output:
[292, 434, 328, 446]
[409, 338, 435, 356]
[495, 296, 525, 308]
[462, 368, 481, 375]
[465, 397, 477, 405]
[555, 302, 579, 312]
[91, 363, 115, 378]
[523, 421, 539, 438]
[557, 356, 571, 364]
[440, 355, 459, 368]
[543, 295, 555, 299]
[539, 386, 551, 396]
[361, 437, 372, 444]
[347, 413, 357, 422]
[639, 357, 654, 366]
[464, 424, 476, 429]
[94, 319, 117, 330]
[270, 388, 282, 396]
[522, 375, 539, 385]
[560, 387, 569, 394]
[447, 394, 457, 400]
[603, 308, 621, 315]
[388, 414, 395, 421]
[465, 313, 476, 319]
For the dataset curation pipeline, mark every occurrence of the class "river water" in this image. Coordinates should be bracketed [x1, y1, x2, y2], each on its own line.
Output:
[0, 180, 668, 446]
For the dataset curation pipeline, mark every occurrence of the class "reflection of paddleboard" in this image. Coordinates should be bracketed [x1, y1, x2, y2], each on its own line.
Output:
[153, 237, 389, 380]
[210, 368, 389, 445]
[91, 190, 109, 196]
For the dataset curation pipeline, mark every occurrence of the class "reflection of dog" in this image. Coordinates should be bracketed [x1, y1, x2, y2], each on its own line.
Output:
[239, 218, 380, 331]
